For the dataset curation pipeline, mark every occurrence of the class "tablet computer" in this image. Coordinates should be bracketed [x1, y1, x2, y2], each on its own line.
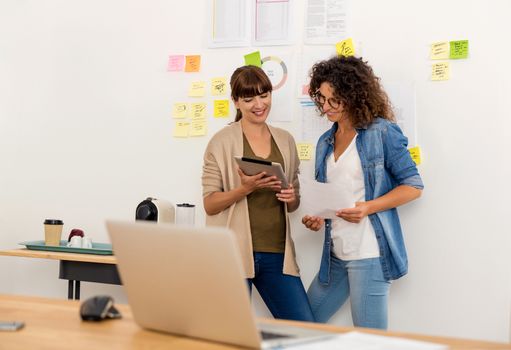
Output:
[234, 156, 289, 188]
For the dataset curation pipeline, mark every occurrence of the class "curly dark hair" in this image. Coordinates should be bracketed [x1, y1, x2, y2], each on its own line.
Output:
[308, 56, 394, 128]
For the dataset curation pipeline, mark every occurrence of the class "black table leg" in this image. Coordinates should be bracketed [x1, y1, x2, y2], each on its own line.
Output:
[68, 280, 74, 300]
[75, 281, 80, 300]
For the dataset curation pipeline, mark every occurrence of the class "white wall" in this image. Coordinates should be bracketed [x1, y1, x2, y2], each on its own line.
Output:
[1, 0, 510, 343]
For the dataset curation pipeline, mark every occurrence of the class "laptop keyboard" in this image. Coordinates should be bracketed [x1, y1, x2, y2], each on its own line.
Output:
[260, 330, 294, 340]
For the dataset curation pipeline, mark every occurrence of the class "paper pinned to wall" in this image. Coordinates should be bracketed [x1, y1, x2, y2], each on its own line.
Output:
[185, 55, 201, 72]
[431, 62, 450, 81]
[304, 0, 350, 45]
[211, 77, 228, 96]
[244, 51, 262, 67]
[172, 103, 188, 118]
[449, 40, 469, 59]
[297, 143, 313, 160]
[188, 81, 206, 97]
[430, 42, 449, 60]
[383, 81, 417, 148]
[173, 121, 190, 138]
[301, 102, 332, 142]
[190, 120, 207, 136]
[208, 0, 250, 48]
[253, 0, 292, 46]
[335, 38, 355, 56]
[214, 100, 230, 118]
[262, 54, 294, 122]
[167, 55, 185, 71]
[409, 146, 422, 165]
[190, 102, 207, 119]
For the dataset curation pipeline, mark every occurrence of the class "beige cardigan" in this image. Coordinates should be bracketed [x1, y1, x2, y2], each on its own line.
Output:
[202, 121, 301, 278]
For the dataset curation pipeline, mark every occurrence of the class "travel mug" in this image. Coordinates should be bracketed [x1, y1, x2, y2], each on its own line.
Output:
[175, 203, 195, 226]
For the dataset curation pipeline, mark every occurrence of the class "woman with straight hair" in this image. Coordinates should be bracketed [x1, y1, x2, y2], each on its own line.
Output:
[202, 65, 314, 322]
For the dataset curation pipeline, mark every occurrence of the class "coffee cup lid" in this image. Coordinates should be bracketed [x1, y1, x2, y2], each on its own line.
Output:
[177, 203, 195, 208]
[44, 219, 63, 225]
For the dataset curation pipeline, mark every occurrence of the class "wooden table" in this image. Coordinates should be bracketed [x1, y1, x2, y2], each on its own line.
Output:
[0, 294, 509, 350]
[0, 249, 120, 300]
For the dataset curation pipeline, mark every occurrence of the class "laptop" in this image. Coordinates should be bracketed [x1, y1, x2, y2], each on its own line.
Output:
[106, 220, 334, 349]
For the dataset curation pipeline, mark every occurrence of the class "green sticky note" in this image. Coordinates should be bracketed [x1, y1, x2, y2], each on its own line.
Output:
[244, 51, 262, 67]
[449, 40, 469, 59]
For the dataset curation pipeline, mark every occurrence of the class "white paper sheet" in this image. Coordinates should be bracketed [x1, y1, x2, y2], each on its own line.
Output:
[253, 0, 292, 45]
[288, 331, 448, 350]
[304, 0, 350, 45]
[208, 0, 250, 48]
[299, 175, 353, 219]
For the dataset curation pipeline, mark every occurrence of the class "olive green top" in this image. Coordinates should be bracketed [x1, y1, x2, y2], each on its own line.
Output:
[243, 134, 286, 253]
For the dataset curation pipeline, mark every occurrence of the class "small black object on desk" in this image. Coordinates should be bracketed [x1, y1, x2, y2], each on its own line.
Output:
[80, 296, 122, 321]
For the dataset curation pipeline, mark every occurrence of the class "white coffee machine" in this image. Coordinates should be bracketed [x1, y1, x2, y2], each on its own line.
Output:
[135, 197, 175, 223]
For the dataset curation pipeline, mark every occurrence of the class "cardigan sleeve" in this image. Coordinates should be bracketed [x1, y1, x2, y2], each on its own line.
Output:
[202, 139, 224, 197]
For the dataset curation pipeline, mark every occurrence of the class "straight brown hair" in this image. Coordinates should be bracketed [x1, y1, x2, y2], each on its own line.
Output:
[230, 66, 273, 122]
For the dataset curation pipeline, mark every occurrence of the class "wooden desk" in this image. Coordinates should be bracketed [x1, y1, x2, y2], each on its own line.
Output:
[0, 294, 509, 350]
[0, 249, 120, 300]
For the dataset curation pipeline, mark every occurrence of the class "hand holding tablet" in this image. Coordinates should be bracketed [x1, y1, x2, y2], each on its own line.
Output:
[234, 156, 290, 189]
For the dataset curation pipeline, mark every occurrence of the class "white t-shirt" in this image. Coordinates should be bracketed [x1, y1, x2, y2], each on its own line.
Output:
[327, 135, 380, 260]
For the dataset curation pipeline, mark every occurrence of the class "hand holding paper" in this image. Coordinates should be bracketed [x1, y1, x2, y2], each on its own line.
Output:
[336, 202, 371, 223]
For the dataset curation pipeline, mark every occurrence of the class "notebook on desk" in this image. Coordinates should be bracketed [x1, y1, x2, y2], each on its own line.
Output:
[106, 220, 333, 349]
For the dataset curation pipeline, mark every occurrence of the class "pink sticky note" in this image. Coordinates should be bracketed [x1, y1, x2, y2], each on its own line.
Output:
[167, 55, 185, 72]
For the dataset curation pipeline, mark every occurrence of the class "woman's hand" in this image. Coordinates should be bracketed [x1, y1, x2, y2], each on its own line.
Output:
[336, 201, 371, 223]
[238, 168, 281, 194]
[301, 215, 324, 231]
[276, 183, 295, 203]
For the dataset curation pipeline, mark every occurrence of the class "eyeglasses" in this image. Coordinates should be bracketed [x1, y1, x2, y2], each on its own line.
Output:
[312, 92, 341, 110]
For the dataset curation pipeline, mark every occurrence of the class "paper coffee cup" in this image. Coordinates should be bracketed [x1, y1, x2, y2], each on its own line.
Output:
[44, 219, 64, 246]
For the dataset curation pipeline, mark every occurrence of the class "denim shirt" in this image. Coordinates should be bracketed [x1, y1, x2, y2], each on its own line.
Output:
[315, 118, 423, 282]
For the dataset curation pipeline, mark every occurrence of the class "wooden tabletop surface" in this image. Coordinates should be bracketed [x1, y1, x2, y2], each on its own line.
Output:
[0, 294, 509, 350]
[0, 248, 116, 264]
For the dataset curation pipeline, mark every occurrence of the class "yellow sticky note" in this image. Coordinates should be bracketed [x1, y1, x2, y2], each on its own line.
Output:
[214, 100, 230, 118]
[336, 38, 355, 57]
[172, 103, 188, 118]
[211, 77, 227, 96]
[190, 102, 207, 119]
[431, 62, 450, 81]
[173, 121, 190, 138]
[190, 120, 207, 137]
[430, 41, 449, 60]
[297, 143, 313, 160]
[188, 81, 206, 97]
[185, 55, 201, 72]
[409, 146, 421, 165]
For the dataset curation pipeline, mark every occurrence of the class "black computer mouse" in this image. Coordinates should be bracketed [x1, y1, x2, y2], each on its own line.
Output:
[80, 295, 122, 321]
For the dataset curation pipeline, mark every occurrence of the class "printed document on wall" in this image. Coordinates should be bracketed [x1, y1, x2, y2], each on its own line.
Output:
[301, 102, 332, 142]
[304, 0, 350, 45]
[208, 0, 250, 47]
[253, 0, 292, 46]
[383, 81, 417, 147]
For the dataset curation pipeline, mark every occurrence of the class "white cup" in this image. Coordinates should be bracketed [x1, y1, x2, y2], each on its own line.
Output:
[82, 237, 92, 249]
[67, 236, 83, 248]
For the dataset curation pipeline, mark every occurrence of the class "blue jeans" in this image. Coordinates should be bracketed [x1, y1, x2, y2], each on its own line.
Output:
[307, 256, 390, 329]
[247, 252, 315, 322]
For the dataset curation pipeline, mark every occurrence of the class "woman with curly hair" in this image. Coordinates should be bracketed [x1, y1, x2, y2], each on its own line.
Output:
[301, 56, 423, 329]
